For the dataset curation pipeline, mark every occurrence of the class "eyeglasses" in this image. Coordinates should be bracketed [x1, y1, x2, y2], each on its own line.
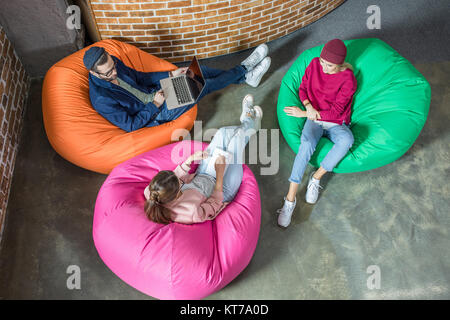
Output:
[97, 59, 116, 78]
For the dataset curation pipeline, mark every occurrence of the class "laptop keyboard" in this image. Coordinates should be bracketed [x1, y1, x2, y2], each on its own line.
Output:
[172, 77, 192, 104]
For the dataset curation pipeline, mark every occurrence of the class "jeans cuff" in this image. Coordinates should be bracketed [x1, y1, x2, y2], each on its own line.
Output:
[320, 162, 333, 172]
[288, 177, 300, 184]
[238, 65, 247, 82]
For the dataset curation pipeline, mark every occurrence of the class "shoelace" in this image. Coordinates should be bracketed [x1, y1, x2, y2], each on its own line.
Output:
[276, 200, 295, 214]
[244, 52, 262, 68]
[242, 99, 253, 112]
[248, 59, 269, 81]
[309, 181, 323, 193]
[253, 60, 266, 73]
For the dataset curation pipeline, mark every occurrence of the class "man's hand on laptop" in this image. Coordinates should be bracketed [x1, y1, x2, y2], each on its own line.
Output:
[169, 67, 188, 77]
[153, 89, 165, 108]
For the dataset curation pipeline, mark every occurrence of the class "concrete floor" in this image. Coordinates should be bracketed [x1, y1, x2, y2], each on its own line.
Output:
[0, 0, 449, 299]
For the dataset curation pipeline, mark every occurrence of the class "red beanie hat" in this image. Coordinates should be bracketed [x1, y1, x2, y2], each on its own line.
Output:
[320, 39, 347, 65]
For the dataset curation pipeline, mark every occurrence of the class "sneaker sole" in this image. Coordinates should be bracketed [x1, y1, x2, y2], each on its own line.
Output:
[253, 105, 263, 119]
[277, 220, 291, 228]
[256, 44, 269, 63]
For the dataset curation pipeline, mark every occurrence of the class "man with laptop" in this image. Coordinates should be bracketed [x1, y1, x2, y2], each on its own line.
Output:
[84, 44, 271, 132]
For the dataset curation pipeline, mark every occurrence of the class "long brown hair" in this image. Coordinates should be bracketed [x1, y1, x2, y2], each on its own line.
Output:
[144, 170, 180, 224]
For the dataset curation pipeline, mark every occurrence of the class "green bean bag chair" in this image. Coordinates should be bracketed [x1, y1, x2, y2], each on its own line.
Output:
[277, 38, 430, 173]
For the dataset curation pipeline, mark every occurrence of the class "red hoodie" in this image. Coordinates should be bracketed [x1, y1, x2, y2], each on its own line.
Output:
[298, 57, 357, 125]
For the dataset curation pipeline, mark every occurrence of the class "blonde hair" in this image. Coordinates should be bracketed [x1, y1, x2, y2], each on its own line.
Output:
[341, 62, 354, 71]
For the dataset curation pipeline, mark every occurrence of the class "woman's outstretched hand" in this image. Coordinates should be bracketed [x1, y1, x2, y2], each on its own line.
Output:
[186, 151, 209, 166]
[284, 106, 306, 118]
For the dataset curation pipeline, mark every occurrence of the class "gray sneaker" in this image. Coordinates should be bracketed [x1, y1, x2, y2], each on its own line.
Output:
[241, 44, 268, 71]
[277, 197, 296, 228]
[245, 56, 271, 88]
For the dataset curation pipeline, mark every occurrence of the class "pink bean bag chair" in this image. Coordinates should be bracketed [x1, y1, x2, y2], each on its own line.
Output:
[93, 140, 261, 299]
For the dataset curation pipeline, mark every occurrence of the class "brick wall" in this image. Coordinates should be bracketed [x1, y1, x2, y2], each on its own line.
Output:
[89, 0, 345, 62]
[0, 26, 31, 240]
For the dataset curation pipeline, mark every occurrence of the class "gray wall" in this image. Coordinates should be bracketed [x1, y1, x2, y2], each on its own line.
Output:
[0, 0, 85, 78]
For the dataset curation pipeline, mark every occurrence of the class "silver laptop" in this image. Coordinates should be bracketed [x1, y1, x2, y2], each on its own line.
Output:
[160, 56, 206, 110]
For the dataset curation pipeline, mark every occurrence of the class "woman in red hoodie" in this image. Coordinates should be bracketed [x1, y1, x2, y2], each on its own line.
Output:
[278, 39, 357, 228]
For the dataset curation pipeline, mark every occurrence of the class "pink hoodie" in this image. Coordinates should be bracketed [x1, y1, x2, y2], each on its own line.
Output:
[299, 57, 357, 125]
[164, 162, 227, 224]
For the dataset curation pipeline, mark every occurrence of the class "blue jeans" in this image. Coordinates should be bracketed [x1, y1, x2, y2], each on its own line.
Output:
[149, 65, 247, 126]
[289, 120, 354, 184]
[196, 116, 257, 202]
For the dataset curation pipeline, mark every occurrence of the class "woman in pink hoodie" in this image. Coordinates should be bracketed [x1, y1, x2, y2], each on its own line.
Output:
[277, 39, 357, 228]
[143, 95, 262, 225]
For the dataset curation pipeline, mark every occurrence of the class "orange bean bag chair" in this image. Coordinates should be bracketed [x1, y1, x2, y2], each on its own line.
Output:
[42, 39, 197, 174]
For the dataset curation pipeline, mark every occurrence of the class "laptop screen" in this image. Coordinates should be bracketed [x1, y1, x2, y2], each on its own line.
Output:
[186, 57, 205, 100]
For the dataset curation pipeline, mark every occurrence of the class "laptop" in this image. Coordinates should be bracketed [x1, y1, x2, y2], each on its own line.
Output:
[159, 56, 206, 110]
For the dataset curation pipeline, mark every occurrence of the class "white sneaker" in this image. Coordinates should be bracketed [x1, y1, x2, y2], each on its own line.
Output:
[241, 104, 263, 131]
[240, 94, 254, 123]
[305, 172, 323, 204]
[241, 44, 268, 71]
[277, 197, 296, 228]
[245, 56, 271, 88]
